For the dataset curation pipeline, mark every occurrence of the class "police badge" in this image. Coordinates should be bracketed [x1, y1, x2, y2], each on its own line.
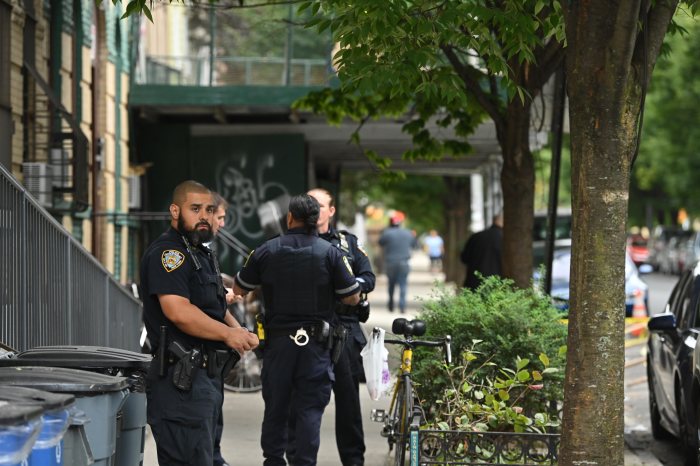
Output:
[162, 249, 185, 272]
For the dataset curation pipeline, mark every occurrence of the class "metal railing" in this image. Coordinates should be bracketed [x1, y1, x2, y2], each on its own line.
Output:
[139, 55, 332, 87]
[0, 164, 142, 351]
[414, 429, 560, 465]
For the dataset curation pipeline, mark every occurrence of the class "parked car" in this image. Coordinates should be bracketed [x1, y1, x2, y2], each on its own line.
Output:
[627, 233, 649, 266]
[656, 229, 693, 275]
[649, 226, 681, 270]
[536, 246, 650, 315]
[648, 266, 700, 465]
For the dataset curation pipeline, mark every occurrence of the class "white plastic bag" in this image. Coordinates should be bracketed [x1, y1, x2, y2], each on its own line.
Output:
[361, 327, 391, 400]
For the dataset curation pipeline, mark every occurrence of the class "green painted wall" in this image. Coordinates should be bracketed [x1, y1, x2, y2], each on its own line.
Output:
[138, 124, 307, 274]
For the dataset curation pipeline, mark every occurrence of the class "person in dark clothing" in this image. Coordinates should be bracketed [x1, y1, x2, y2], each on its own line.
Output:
[141, 180, 259, 466]
[232, 194, 361, 466]
[283, 188, 375, 466]
[460, 213, 504, 290]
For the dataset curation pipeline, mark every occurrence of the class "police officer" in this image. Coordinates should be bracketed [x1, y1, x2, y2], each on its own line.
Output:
[286, 188, 375, 466]
[141, 180, 258, 466]
[232, 194, 360, 466]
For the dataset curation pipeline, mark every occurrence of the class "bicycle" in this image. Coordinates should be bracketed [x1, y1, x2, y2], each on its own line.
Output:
[371, 317, 451, 466]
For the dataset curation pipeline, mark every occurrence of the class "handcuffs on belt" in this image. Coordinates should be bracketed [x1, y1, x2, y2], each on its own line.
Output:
[290, 328, 310, 346]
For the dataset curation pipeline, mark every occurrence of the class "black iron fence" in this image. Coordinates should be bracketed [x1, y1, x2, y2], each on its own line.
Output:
[0, 164, 142, 351]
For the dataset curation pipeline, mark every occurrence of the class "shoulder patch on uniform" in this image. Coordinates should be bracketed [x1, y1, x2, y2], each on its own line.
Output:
[161, 249, 185, 272]
[342, 255, 353, 275]
[358, 246, 368, 257]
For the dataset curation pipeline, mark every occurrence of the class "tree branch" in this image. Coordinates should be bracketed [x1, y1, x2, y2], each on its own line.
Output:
[530, 38, 565, 91]
[440, 45, 505, 130]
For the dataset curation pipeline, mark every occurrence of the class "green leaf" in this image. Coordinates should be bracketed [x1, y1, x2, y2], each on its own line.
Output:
[437, 421, 450, 431]
[532, 370, 543, 381]
[539, 353, 550, 367]
[498, 389, 510, 401]
[141, 2, 153, 23]
[461, 382, 471, 393]
[516, 358, 529, 371]
[474, 390, 484, 400]
[517, 370, 531, 382]
[542, 367, 559, 374]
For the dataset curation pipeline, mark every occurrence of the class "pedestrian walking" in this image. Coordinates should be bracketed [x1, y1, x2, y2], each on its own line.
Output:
[141, 180, 258, 466]
[379, 213, 414, 313]
[423, 229, 445, 273]
[460, 212, 503, 289]
[232, 193, 361, 466]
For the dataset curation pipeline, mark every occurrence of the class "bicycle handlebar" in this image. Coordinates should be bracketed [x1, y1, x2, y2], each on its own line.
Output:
[384, 335, 452, 365]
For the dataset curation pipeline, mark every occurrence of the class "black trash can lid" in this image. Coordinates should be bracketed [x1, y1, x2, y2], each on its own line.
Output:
[1, 346, 152, 370]
[0, 385, 75, 410]
[0, 401, 43, 426]
[0, 366, 129, 394]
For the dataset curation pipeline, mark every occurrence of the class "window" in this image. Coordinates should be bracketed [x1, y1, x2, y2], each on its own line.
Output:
[0, 2, 11, 168]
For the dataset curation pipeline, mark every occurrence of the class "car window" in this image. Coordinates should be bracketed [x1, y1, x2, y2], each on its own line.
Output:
[533, 214, 572, 242]
[682, 276, 700, 329]
[667, 272, 691, 316]
[675, 274, 696, 329]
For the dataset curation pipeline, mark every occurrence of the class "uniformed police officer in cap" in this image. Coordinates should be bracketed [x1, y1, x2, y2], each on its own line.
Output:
[141, 180, 259, 466]
[232, 193, 360, 466]
[286, 188, 375, 466]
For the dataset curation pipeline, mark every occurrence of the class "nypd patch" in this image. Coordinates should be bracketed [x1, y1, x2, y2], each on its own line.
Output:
[161, 249, 185, 272]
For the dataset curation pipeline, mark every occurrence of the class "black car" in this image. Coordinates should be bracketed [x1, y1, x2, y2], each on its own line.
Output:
[647, 267, 700, 465]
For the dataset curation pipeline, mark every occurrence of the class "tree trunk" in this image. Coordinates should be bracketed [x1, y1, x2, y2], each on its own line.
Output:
[559, 2, 652, 463]
[442, 176, 470, 285]
[500, 100, 535, 289]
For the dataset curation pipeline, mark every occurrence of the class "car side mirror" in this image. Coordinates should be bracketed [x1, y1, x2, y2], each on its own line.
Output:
[648, 313, 676, 332]
[638, 264, 653, 274]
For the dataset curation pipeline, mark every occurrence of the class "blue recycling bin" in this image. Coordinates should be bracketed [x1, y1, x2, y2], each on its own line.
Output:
[0, 400, 42, 465]
[1, 346, 152, 466]
[0, 366, 129, 466]
[0, 386, 74, 466]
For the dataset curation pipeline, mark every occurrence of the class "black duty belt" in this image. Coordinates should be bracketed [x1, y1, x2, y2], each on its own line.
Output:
[267, 322, 331, 345]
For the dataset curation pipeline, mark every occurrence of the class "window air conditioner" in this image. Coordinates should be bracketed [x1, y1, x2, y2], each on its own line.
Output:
[23, 162, 54, 208]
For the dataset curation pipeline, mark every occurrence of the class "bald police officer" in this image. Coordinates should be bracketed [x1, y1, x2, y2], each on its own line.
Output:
[142, 180, 258, 465]
[233, 194, 360, 466]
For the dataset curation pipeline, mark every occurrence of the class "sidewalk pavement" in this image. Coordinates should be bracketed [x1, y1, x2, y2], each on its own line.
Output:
[143, 251, 661, 465]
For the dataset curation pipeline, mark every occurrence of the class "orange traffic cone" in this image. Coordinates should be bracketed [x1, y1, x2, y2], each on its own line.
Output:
[629, 290, 648, 338]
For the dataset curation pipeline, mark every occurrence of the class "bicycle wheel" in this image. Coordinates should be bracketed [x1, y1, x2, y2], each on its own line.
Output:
[393, 376, 413, 466]
[223, 350, 263, 392]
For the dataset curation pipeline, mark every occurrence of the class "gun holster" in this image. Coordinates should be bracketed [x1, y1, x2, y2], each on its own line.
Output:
[331, 324, 348, 365]
[206, 348, 241, 378]
[169, 341, 202, 391]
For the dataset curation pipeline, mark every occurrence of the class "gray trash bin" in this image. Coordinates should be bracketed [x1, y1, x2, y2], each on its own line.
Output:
[3, 346, 152, 466]
[0, 366, 129, 466]
[0, 399, 43, 465]
[0, 386, 75, 466]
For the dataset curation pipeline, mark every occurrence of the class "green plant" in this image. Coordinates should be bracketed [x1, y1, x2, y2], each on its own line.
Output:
[424, 343, 563, 433]
[413, 275, 567, 418]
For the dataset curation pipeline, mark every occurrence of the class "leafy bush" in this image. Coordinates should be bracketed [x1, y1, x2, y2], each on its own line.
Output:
[424, 343, 563, 433]
[412, 275, 568, 424]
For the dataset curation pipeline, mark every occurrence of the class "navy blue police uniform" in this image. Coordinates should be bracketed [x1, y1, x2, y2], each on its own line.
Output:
[235, 227, 359, 466]
[326, 228, 375, 465]
[141, 227, 234, 466]
[287, 228, 376, 465]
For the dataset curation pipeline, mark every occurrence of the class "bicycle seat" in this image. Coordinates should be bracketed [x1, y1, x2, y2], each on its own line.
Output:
[392, 318, 408, 335]
[391, 318, 427, 337]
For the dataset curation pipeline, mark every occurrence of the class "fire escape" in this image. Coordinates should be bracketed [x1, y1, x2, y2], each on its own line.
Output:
[22, 61, 89, 213]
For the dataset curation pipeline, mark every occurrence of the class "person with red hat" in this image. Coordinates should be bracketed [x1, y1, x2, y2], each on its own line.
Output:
[379, 212, 414, 313]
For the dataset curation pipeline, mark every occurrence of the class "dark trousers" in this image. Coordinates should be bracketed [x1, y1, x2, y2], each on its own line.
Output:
[386, 261, 410, 312]
[146, 360, 223, 466]
[287, 338, 365, 466]
[213, 381, 226, 466]
[261, 336, 333, 466]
